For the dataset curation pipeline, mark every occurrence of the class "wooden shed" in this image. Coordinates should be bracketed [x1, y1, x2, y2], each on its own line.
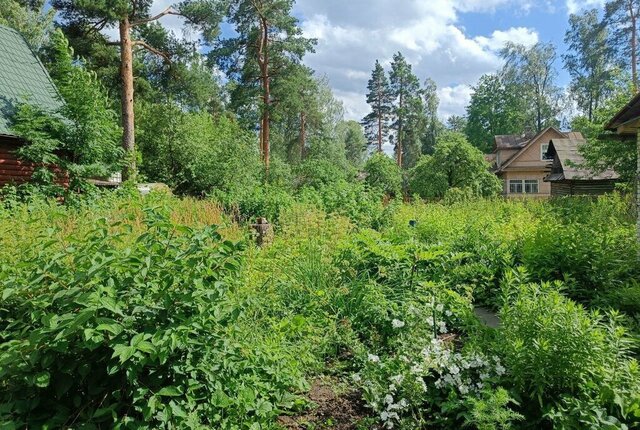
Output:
[544, 138, 620, 196]
[0, 24, 66, 186]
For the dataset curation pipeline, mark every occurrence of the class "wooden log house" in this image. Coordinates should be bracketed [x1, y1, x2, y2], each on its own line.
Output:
[544, 137, 620, 196]
[0, 24, 66, 187]
[605, 92, 640, 245]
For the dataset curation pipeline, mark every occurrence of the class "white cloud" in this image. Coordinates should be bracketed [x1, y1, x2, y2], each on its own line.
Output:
[438, 85, 474, 120]
[295, 0, 539, 120]
[475, 27, 539, 51]
[566, 0, 606, 14]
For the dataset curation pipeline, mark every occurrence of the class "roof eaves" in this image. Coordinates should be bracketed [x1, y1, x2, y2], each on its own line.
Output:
[498, 126, 562, 171]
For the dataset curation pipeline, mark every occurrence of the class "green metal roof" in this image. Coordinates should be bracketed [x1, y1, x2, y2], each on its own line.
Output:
[0, 24, 63, 137]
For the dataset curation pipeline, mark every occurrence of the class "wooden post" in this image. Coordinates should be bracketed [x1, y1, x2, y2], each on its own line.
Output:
[251, 217, 273, 246]
[637, 129, 640, 246]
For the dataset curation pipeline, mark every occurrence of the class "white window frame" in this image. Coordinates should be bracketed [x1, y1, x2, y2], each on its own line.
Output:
[524, 179, 539, 194]
[509, 179, 539, 194]
[541, 144, 553, 161]
[509, 179, 523, 194]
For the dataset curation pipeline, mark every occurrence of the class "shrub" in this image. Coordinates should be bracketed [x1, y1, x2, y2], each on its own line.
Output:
[0, 210, 308, 428]
[408, 132, 501, 200]
[363, 153, 403, 197]
[499, 279, 640, 426]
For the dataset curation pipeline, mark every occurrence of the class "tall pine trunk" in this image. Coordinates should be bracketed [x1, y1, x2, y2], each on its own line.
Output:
[377, 98, 383, 152]
[299, 111, 306, 160]
[630, 1, 639, 92]
[258, 16, 270, 176]
[119, 17, 136, 181]
[397, 88, 403, 167]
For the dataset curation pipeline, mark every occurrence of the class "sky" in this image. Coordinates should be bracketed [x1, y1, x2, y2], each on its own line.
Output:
[140, 0, 608, 121]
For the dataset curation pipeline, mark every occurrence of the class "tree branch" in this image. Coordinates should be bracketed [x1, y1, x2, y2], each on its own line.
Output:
[131, 7, 181, 27]
[133, 40, 172, 63]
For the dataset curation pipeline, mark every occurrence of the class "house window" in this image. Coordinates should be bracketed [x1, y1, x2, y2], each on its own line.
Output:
[541, 144, 553, 161]
[509, 179, 539, 194]
[525, 179, 539, 194]
[509, 180, 523, 194]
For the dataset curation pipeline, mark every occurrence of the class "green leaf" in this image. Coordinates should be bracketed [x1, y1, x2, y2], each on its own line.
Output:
[34, 371, 50, 388]
[158, 386, 182, 397]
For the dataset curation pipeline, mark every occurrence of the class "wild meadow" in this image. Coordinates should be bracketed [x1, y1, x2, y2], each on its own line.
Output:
[1, 189, 638, 429]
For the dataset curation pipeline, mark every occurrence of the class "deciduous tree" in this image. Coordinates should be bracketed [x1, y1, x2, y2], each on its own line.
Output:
[501, 42, 561, 132]
[564, 9, 618, 121]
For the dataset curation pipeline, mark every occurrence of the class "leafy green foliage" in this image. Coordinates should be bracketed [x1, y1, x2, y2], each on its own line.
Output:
[465, 74, 528, 153]
[136, 103, 261, 195]
[0, 0, 54, 50]
[10, 29, 122, 193]
[363, 152, 403, 197]
[499, 277, 640, 427]
[409, 132, 502, 200]
[464, 388, 524, 430]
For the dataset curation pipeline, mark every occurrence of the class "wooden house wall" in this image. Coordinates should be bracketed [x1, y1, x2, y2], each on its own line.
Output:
[550, 180, 618, 197]
[0, 136, 67, 186]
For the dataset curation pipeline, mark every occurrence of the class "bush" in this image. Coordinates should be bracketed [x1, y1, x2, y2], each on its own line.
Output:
[363, 153, 403, 197]
[499, 277, 640, 426]
[408, 132, 501, 200]
[0, 209, 310, 428]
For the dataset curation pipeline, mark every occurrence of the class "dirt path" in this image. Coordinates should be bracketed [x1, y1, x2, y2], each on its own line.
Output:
[277, 379, 372, 430]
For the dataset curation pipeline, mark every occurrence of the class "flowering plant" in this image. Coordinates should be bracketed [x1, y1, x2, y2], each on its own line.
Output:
[357, 297, 507, 429]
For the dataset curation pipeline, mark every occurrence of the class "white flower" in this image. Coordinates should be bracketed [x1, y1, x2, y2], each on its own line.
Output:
[496, 364, 506, 375]
[436, 304, 444, 312]
[392, 319, 405, 328]
[438, 321, 448, 333]
[445, 310, 453, 317]
[449, 365, 460, 375]
[399, 399, 408, 408]
[368, 354, 380, 363]
[384, 394, 394, 405]
[416, 377, 427, 392]
[352, 374, 361, 383]
[381, 411, 389, 421]
[389, 374, 404, 385]
[410, 364, 422, 374]
[479, 373, 489, 380]
[459, 384, 469, 395]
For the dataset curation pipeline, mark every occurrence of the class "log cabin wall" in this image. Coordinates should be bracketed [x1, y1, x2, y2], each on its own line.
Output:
[0, 136, 68, 187]
[550, 180, 618, 197]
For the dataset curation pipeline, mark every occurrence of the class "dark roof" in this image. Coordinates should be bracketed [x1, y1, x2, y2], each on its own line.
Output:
[546, 138, 619, 181]
[494, 133, 533, 150]
[605, 91, 640, 132]
[496, 127, 578, 173]
[0, 25, 63, 137]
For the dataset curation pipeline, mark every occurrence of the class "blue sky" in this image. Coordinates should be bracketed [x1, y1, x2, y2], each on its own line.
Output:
[135, 0, 608, 121]
[289, 0, 607, 121]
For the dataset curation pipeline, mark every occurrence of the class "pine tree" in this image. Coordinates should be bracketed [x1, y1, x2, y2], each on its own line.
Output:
[389, 52, 421, 167]
[216, 0, 316, 176]
[51, 0, 223, 181]
[363, 60, 392, 153]
[421, 78, 441, 155]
